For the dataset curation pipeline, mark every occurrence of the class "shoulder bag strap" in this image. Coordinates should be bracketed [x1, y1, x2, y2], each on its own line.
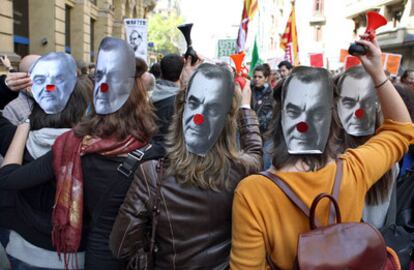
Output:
[92, 144, 152, 227]
[117, 144, 153, 177]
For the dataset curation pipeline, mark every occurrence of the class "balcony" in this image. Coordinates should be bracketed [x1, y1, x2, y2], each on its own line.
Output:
[309, 13, 326, 26]
[345, 0, 403, 18]
[377, 26, 414, 48]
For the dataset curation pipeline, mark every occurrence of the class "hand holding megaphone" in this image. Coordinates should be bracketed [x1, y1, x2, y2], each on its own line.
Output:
[348, 12, 387, 56]
[178, 23, 199, 65]
[230, 52, 247, 90]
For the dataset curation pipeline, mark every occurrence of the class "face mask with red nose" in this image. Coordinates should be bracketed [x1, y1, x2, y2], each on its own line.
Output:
[29, 52, 77, 114]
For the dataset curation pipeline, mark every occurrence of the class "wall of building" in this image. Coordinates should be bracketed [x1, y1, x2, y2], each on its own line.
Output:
[0, 0, 155, 71]
[345, 0, 414, 70]
[0, 0, 17, 72]
[255, 0, 412, 71]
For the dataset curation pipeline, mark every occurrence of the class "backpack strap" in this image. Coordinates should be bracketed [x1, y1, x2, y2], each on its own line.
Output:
[329, 159, 343, 224]
[259, 159, 344, 226]
[117, 144, 153, 177]
[260, 171, 314, 220]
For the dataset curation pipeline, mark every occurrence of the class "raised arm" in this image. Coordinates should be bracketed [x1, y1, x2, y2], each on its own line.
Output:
[342, 37, 414, 191]
[237, 81, 263, 173]
[356, 37, 411, 123]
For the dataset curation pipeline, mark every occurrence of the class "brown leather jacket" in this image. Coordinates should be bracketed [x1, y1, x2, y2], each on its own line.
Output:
[110, 108, 262, 269]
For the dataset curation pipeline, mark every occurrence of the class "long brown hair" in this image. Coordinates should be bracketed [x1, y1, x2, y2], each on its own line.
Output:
[336, 66, 393, 205]
[74, 78, 157, 141]
[165, 64, 261, 191]
[269, 66, 342, 171]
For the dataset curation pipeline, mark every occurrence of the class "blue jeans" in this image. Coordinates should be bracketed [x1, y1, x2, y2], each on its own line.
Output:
[0, 229, 61, 270]
[263, 139, 273, 170]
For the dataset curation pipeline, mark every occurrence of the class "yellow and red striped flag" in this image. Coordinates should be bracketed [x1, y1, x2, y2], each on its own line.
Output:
[280, 2, 299, 65]
[236, 0, 259, 52]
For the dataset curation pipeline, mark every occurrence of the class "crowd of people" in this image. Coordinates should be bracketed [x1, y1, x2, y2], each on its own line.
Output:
[0, 33, 413, 270]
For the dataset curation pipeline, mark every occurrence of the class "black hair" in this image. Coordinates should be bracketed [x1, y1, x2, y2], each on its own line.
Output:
[149, 63, 161, 79]
[278, 60, 293, 70]
[160, 54, 184, 82]
[401, 69, 414, 84]
[253, 65, 269, 78]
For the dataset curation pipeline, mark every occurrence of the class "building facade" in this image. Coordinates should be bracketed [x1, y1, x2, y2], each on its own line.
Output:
[345, 0, 414, 70]
[0, 0, 156, 71]
[257, 0, 412, 72]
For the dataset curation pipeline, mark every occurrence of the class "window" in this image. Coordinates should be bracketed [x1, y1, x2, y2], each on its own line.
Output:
[314, 26, 322, 42]
[65, 5, 71, 53]
[313, 0, 324, 15]
[90, 18, 95, 62]
[13, 0, 29, 57]
[386, 4, 404, 28]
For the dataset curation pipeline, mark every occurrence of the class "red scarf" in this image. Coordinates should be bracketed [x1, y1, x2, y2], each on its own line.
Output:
[52, 130, 146, 263]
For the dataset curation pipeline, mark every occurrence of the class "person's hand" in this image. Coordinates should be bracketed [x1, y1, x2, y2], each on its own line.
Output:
[5, 72, 32, 91]
[237, 79, 252, 106]
[180, 55, 203, 89]
[0, 55, 12, 70]
[355, 36, 387, 85]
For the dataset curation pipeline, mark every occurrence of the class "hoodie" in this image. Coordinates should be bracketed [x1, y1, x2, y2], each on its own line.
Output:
[150, 79, 180, 103]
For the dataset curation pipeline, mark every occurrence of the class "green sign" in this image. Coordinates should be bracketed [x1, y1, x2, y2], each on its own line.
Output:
[217, 39, 236, 58]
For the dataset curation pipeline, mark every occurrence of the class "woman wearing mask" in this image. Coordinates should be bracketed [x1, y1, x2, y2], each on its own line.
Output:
[110, 62, 263, 269]
[0, 52, 90, 270]
[230, 37, 414, 269]
[0, 37, 157, 269]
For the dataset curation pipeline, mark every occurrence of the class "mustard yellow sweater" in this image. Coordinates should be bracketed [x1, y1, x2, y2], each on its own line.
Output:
[230, 120, 414, 270]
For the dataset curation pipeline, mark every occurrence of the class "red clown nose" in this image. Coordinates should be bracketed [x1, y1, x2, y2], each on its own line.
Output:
[355, 108, 365, 119]
[46, 84, 56, 92]
[100, 83, 109, 93]
[193, 114, 204, 125]
[296, 121, 309, 133]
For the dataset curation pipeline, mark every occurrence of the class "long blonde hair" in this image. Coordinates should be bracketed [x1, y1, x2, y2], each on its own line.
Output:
[165, 65, 260, 191]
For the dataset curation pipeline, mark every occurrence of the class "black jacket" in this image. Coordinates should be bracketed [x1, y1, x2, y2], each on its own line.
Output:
[0, 121, 160, 269]
[0, 75, 18, 109]
[251, 84, 274, 134]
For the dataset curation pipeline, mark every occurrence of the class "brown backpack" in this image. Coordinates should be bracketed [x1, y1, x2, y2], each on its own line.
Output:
[260, 160, 401, 270]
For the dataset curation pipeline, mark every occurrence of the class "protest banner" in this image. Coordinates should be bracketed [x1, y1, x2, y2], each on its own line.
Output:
[310, 53, 324, 67]
[124, 18, 148, 60]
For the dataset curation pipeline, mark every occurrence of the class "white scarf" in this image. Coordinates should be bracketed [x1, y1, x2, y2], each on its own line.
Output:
[26, 128, 70, 159]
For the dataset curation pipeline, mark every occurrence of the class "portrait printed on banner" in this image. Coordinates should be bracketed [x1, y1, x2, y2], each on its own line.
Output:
[124, 18, 148, 60]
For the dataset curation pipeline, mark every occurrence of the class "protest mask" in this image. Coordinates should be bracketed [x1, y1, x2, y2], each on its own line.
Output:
[182, 63, 234, 156]
[337, 68, 377, 136]
[93, 37, 136, 115]
[29, 52, 77, 114]
[281, 67, 333, 154]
